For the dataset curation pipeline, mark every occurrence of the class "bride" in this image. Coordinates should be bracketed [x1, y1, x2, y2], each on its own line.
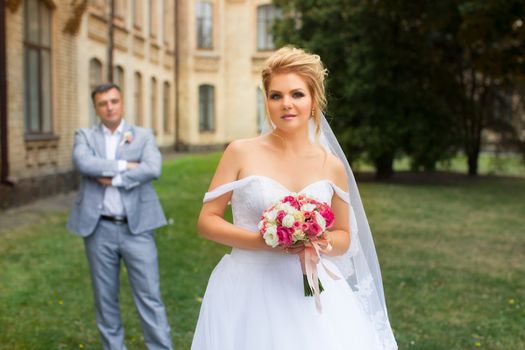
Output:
[191, 47, 397, 350]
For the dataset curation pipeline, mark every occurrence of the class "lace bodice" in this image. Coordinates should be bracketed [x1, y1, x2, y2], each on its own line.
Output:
[204, 175, 350, 233]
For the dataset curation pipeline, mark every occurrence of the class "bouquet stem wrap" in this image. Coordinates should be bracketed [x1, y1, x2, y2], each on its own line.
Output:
[304, 239, 340, 313]
[259, 193, 340, 313]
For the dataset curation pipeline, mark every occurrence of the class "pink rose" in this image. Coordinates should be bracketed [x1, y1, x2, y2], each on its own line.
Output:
[283, 196, 300, 209]
[277, 226, 293, 245]
[308, 222, 322, 237]
[321, 209, 335, 228]
[293, 221, 301, 229]
[301, 223, 309, 232]
[276, 210, 286, 223]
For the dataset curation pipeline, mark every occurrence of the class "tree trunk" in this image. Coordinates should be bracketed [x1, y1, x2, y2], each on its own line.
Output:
[467, 153, 478, 176]
[374, 155, 394, 179]
[467, 146, 479, 176]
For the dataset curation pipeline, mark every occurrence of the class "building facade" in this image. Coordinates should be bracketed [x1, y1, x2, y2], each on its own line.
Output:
[2, 0, 81, 206]
[176, 0, 279, 149]
[0, 0, 280, 208]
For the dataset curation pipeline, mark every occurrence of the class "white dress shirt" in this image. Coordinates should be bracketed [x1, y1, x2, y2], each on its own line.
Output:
[102, 121, 128, 216]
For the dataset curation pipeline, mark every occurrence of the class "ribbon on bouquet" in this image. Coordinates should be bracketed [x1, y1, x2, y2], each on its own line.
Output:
[304, 238, 341, 313]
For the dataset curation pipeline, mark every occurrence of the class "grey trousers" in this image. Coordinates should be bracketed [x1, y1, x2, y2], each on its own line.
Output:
[84, 219, 173, 350]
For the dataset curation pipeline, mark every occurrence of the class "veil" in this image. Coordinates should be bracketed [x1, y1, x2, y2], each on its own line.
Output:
[262, 114, 398, 350]
[317, 114, 397, 349]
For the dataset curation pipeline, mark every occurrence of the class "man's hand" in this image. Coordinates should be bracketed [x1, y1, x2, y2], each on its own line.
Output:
[127, 161, 140, 170]
[96, 177, 113, 186]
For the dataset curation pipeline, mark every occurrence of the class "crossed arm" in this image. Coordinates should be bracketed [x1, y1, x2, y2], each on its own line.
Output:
[72, 129, 162, 190]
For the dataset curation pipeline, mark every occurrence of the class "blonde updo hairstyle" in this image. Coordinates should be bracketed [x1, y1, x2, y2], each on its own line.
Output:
[261, 46, 328, 137]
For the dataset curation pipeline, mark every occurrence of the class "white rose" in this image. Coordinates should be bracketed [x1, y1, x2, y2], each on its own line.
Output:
[301, 203, 316, 212]
[263, 226, 279, 247]
[293, 211, 305, 222]
[266, 209, 278, 221]
[281, 203, 294, 212]
[282, 214, 295, 228]
[315, 212, 326, 231]
[292, 230, 306, 242]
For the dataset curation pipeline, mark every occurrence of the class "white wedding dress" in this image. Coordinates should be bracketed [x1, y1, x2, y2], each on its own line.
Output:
[191, 175, 384, 350]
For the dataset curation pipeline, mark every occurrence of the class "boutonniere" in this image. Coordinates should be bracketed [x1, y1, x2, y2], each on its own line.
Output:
[120, 131, 133, 146]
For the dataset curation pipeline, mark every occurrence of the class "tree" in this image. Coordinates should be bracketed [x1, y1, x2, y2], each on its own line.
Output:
[439, 0, 525, 175]
[273, 0, 525, 177]
[273, 0, 457, 178]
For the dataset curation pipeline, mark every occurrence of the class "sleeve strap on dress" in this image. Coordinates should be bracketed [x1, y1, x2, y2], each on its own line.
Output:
[203, 177, 254, 203]
[328, 182, 350, 204]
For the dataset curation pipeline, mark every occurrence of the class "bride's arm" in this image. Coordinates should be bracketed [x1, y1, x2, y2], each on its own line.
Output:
[197, 140, 271, 251]
[324, 156, 351, 257]
[325, 196, 350, 256]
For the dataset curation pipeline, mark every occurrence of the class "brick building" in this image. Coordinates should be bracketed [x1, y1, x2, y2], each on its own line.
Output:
[0, 0, 280, 208]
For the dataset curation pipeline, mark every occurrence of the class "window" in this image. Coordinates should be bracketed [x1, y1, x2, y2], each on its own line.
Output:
[196, 1, 213, 49]
[24, 0, 53, 134]
[257, 5, 282, 51]
[150, 77, 157, 133]
[163, 0, 174, 47]
[134, 72, 143, 125]
[115, 0, 127, 19]
[133, 0, 143, 29]
[163, 82, 171, 133]
[89, 58, 104, 126]
[149, 0, 158, 38]
[113, 65, 125, 97]
[199, 85, 215, 132]
[257, 88, 267, 133]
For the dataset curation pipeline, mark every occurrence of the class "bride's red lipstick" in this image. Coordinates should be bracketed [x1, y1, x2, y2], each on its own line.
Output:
[281, 114, 296, 120]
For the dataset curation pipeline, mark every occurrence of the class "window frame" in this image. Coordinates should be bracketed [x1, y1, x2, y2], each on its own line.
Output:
[256, 87, 267, 133]
[23, 0, 54, 137]
[134, 72, 144, 126]
[163, 81, 171, 133]
[199, 84, 215, 132]
[88, 58, 104, 126]
[196, 1, 213, 50]
[150, 76, 158, 133]
[257, 4, 282, 51]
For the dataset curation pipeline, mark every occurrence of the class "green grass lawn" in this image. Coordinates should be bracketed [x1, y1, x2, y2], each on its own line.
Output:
[1, 153, 524, 349]
[352, 153, 525, 177]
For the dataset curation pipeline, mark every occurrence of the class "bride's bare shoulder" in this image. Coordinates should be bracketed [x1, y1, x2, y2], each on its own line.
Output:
[225, 135, 272, 156]
[323, 150, 349, 191]
[211, 136, 267, 186]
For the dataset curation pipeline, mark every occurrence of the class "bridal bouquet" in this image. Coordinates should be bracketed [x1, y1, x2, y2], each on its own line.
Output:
[258, 194, 340, 310]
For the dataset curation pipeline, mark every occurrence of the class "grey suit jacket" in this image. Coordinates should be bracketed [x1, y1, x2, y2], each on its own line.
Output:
[67, 123, 167, 236]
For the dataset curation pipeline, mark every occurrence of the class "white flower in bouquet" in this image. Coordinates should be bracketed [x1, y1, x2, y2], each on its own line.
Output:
[280, 202, 295, 213]
[263, 225, 279, 247]
[300, 203, 316, 212]
[314, 212, 327, 232]
[266, 209, 278, 222]
[282, 214, 295, 228]
[292, 229, 306, 242]
[293, 211, 305, 222]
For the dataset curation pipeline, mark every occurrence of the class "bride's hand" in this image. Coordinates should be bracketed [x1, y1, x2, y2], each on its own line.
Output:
[282, 242, 305, 255]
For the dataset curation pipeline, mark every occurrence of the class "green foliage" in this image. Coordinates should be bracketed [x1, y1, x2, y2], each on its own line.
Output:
[273, 0, 459, 177]
[273, 0, 525, 177]
[433, 0, 525, 175]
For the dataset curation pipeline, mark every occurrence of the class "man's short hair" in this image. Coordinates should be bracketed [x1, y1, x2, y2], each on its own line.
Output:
[91, 83, 122, 104]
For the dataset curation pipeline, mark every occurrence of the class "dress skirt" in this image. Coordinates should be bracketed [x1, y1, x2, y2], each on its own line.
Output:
[191, 248, 383, 350]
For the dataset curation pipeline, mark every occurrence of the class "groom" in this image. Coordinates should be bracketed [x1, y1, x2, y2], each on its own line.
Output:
[67, 83, 172, 349]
